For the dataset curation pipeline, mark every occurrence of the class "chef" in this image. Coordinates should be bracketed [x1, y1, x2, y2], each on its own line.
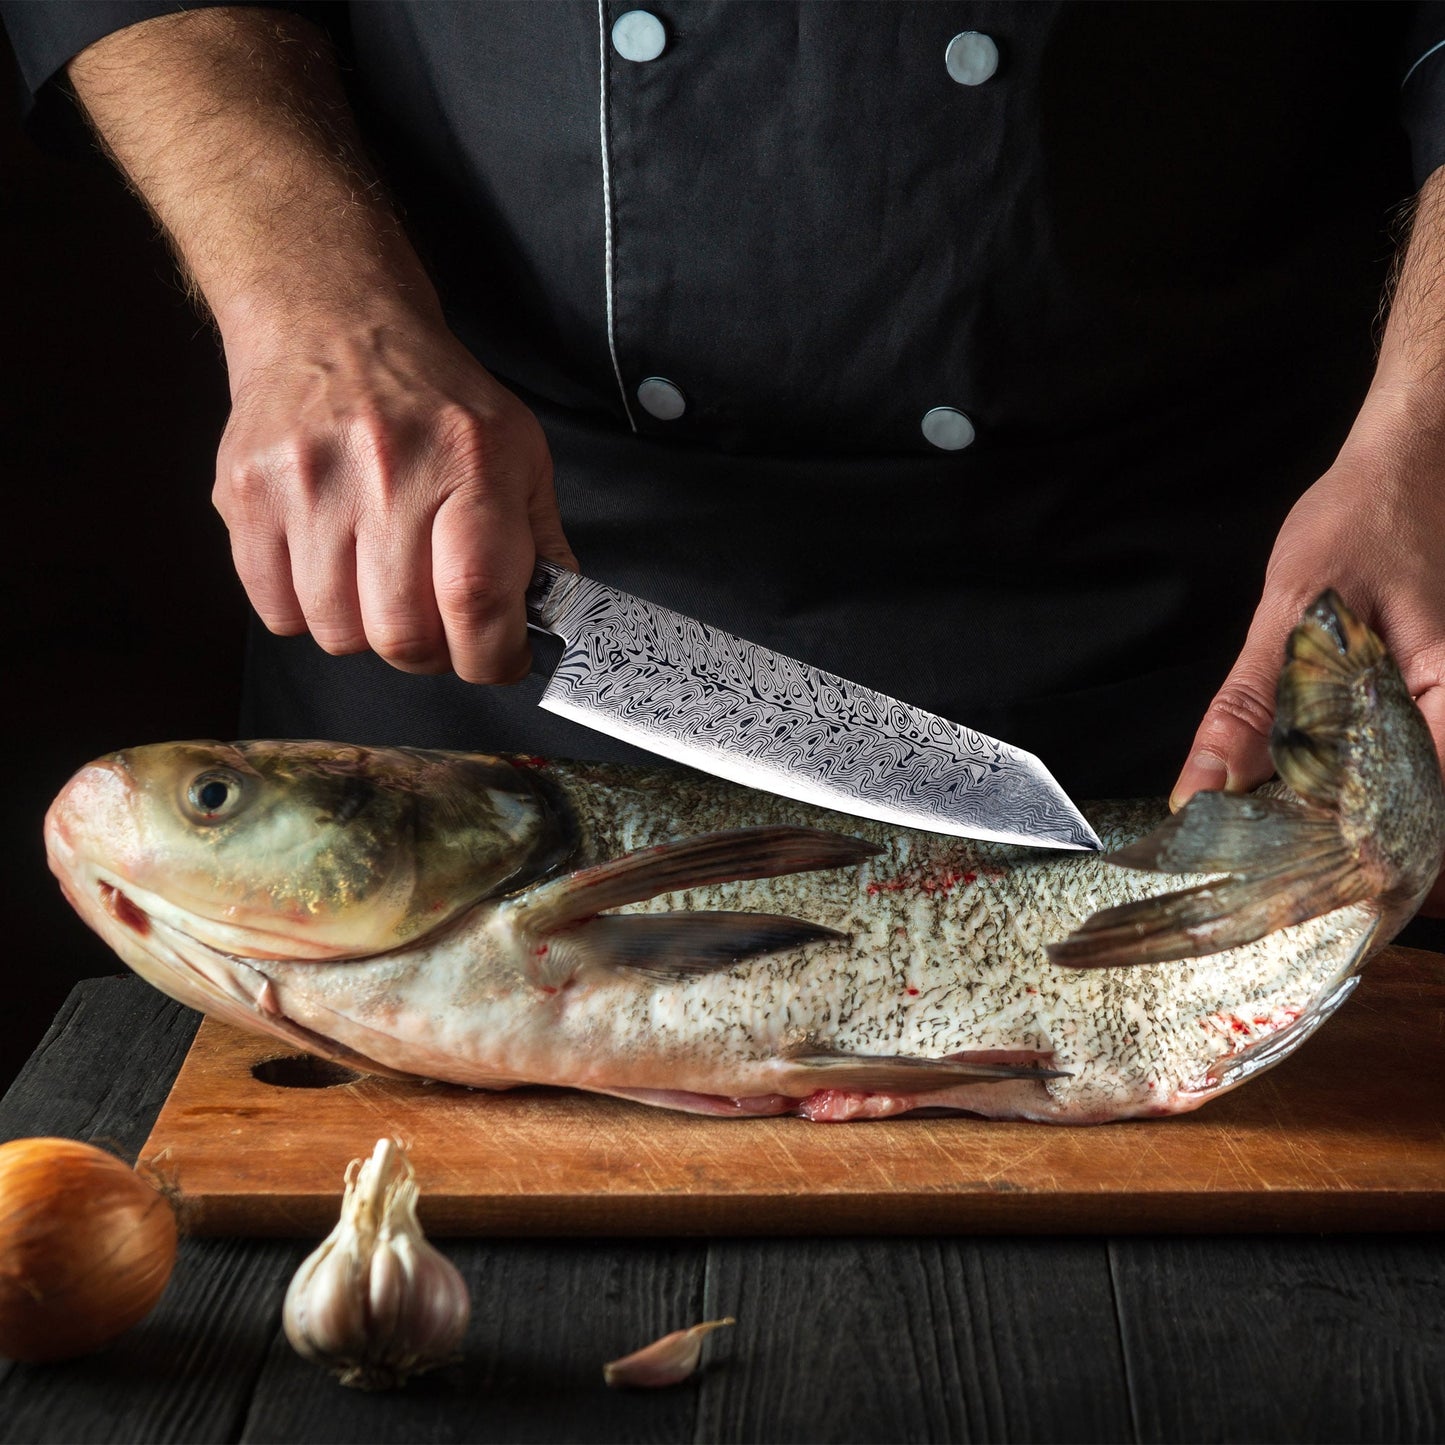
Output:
[6, 4, 1445, 861]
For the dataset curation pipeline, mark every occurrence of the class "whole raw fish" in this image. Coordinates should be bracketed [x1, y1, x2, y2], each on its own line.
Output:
[44, 592, 1444, 1122]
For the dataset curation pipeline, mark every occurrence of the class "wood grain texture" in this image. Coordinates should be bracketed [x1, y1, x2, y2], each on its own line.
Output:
[1110, 1234, 1445, 1444]
[0, 976, 197, 1153]
[694, 1238, 1133, 1444]
[0, 1238, 299, 1445]
[139, 948, 1445, 1236]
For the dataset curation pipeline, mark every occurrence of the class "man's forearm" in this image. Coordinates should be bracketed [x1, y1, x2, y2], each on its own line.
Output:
[66, 5, 573, 687]
[67, 6, 440, 349]
[1348, 166, 1445, 451]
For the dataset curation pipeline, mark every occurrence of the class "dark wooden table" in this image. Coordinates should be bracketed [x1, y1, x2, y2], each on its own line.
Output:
[2, 977, 1443, 1444]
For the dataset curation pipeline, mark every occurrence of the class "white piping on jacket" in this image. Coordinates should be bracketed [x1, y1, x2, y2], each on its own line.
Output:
[1403, 36, 1445, 90]
[598, 0, 638, 431]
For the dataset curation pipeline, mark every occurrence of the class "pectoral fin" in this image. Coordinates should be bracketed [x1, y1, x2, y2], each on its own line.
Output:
[506, 825, 877, 989]
[1270, 589, 1386, 810]
[510, 826, 879, 934]
[540, 912, 847, 981]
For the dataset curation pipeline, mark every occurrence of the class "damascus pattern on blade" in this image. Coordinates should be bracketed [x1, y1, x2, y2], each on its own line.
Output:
[528, 568, 1097, 849]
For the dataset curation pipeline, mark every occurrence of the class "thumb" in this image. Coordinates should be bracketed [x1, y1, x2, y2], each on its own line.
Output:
[1171, 615, 1284, 811]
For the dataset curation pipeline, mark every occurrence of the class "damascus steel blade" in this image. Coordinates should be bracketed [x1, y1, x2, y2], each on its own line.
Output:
[525, 562, 1100, 850]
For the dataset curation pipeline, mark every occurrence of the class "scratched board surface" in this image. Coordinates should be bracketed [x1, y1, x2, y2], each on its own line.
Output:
[141, 947, 1445, 1236]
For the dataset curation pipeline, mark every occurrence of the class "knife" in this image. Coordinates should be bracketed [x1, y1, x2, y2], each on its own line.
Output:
[524, 560, 1100, 851]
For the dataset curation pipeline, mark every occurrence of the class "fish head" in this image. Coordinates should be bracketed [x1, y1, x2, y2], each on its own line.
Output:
[45, 740, 567, 982]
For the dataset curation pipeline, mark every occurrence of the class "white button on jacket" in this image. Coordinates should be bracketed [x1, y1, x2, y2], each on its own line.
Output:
[612, 10, 667, 62]
[944, 31, 999, 86]
[637, 377, 687, 420]
[921, 406, 976, 450]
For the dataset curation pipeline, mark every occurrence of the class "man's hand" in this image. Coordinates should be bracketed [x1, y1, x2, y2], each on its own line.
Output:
[218, 312, 573, 683]
[1175, 167, 1445, 908]
[68, 7, 574, 682]
[1172, 438, 1445, 803]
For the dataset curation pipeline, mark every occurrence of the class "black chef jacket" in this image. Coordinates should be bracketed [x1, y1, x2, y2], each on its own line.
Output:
[8, 1, 1445, 798]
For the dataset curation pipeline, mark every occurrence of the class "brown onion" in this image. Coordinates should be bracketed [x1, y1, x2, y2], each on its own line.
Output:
[0, 1137, 178, 1362]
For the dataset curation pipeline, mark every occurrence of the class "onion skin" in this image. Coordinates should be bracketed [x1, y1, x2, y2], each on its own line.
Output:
[0, 1138, 178, 1363]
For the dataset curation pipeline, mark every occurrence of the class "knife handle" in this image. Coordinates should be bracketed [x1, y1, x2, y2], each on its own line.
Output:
[525, 557, 581, 635]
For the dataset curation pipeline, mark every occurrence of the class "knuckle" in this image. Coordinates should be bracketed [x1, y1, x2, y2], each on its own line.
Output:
[301, 593, 366, 656]
[220, 438, 336, 514]
[435, 567, 508, 621]
[241, 577, 301, 629]
[434, 402, 545, 492]
[215, 458, 274, 514]
[432, 402, 488, 466]
[340, 409, 398, 473]
[258, 611, 308, 638]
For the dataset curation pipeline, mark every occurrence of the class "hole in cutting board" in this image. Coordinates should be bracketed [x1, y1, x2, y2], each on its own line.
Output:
[251, 1054, 362, 1089]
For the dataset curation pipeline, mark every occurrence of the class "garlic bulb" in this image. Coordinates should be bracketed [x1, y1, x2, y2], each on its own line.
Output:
[0, 1137, 177, 1363]
[603, 1318, 736, 1388]
[283, 1138, 469, 1389]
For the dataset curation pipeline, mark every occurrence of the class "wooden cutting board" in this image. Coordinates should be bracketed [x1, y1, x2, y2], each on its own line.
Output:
[141, 946, 1445, 1237]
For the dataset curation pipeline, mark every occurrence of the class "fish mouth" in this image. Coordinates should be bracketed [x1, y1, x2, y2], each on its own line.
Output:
[81, 868, 276, 1022]
[98, 880, 152, 938]
[81, 878, 500, 1094]
[82, 872, 406, 1075]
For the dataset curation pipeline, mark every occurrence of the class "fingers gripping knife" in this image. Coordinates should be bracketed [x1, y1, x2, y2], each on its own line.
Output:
[524, 560, 1100, 851]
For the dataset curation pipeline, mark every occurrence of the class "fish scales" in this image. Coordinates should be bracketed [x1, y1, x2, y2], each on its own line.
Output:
[43, 592, 1444, 1123]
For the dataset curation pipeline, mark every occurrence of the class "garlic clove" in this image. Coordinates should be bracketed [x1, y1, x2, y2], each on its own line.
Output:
[283, 1138, 469, 1390]
[603, 1317, 736, 1389]
[381, 1230, 471, 1363]
[364, 1224, 408, 1347]
[283, 1232, 369, 1365]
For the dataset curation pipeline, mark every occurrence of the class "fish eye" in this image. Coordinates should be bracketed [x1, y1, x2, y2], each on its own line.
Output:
[186, 769, 246, 822]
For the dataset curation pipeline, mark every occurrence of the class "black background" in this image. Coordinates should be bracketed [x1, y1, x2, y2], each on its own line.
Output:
[2, 29, 244, 1091]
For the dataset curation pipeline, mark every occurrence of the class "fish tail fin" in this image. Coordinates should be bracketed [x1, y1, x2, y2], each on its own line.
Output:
[1268, 588, 1386, 810]
[1049, 591, 1405, 970]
